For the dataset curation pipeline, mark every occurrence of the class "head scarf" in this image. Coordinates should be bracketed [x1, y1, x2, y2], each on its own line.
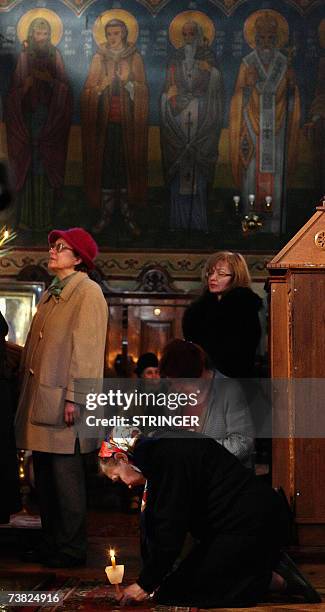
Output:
[98, 426, 141, 459]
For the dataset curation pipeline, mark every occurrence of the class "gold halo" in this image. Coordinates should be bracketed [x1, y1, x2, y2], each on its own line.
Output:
[244, 10, 289, 50]
[17, 9, 63, 46]
[93, 10, 139, 47]
[169, 11, 215, 49]
[318, 18, 325, 49]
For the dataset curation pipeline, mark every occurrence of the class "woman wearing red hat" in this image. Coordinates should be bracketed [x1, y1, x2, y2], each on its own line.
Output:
[15, 227, 108, 567]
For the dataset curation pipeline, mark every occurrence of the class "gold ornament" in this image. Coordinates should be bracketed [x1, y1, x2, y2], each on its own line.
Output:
[17, 9, 63, 46]
[244, 9, 289, 50]
[314, 230, 325, 249]
[169, 10, 215, 49]
[0, 225, 17, 257]
[93, 10, 139, 47]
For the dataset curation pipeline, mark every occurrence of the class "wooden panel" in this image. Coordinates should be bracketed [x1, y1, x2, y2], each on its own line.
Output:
[295, 439, 325, 522]
[105, 297, 189, 371]
[268, 207, 325, 268]
[269, 278, 293, 499]
[291, 272, 325, 378]
[140, 320, 174, 356]
[105, 304, 123, 373]
[297, 524, 325, 546]
[269, 278, 290, 378]
[290, 272, 325, 522]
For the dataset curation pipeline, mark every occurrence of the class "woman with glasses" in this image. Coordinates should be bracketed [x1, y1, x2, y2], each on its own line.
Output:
[15, 227, 108, 567]
[182, 251, 262, 378]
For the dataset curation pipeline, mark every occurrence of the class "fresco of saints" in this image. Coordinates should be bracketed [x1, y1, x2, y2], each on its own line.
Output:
[81, 12, 148, 237]
[5, 11, 72, 230]
[229, 10, 300, 234]
[160, 12, 224, 232]
[304, 19, 325, 198]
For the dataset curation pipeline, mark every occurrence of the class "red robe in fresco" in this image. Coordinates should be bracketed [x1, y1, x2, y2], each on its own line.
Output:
[5, 46, 72, 192]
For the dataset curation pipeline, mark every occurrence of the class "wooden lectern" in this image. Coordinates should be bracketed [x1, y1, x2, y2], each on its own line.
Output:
[268, 204, 325, 545]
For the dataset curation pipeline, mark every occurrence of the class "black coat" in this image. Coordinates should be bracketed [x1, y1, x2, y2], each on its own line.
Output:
[0, 313, 21, 523]
[182, 287, 262, 377]
[134, 436, 289, 607]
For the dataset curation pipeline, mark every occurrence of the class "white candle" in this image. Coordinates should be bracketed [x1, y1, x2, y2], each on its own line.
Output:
[106, 549, 124, 596]
[105, 564, 124, 584]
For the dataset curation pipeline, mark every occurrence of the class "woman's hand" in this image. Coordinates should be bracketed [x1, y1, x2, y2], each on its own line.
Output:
[64, 401, 77, 426]
[116, 583, 149, 606]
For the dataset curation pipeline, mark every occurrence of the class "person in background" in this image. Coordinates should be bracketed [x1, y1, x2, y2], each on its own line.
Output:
[135, 352, 159, 380]
[182, 251, 262, 378]
[113, 354, 135, 378]
[0, 312, 21, 524]
[15, 227, 108, 567]
[159, 339, 254, 466]
[99, 430, 321, 607]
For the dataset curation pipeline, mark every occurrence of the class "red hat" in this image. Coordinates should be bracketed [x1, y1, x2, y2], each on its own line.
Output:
[160, 339, 206, 378]
[48, 228, 98, 271]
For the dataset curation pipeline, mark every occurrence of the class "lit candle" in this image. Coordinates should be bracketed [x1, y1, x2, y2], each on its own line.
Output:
[110, 548, 116, 568]
[105, 549, 124, 597]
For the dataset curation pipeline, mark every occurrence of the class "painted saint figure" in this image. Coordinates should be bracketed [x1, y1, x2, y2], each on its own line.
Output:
[5, 15, 72, 230]
[229, 11, 300, 234]
[81, 16, 148, 237]
[160, 16, 224, 232]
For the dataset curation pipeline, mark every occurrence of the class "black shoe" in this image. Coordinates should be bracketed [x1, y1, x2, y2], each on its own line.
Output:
[45, 553, 86, 568]
[20, 548, 48, 564]
[276, 551, 322, 603]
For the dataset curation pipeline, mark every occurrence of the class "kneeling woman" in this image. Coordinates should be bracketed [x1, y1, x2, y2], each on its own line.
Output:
[99, 432, 314, 608]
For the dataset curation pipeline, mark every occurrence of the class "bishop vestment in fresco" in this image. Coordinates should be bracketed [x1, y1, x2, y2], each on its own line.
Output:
[81, 12, 148, 236]
[160, 13, 224, 232]
[229, 10, 300, 234]
[5, 11, 72, 230]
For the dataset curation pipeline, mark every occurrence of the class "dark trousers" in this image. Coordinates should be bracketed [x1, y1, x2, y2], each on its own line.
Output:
[32, 440, 87, 559]
[156, 534, 276, 608]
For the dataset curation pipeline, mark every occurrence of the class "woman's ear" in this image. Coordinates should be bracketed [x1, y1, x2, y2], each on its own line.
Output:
[115, 452, 129, 464]
[74, 255, 82, 267]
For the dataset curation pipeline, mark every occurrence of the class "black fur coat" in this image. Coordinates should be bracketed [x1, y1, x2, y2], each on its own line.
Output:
[182, 287, 263, 378]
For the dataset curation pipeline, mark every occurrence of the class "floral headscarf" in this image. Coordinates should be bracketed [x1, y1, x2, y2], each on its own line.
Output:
[98, 427, 141, 459]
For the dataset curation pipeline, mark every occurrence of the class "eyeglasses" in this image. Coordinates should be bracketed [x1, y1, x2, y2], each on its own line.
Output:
[207, 270, 233, 278]
[49, 243, 73, 253]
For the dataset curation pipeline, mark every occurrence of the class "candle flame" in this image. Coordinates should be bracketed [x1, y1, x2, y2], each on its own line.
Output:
[109, 548, 116, 568]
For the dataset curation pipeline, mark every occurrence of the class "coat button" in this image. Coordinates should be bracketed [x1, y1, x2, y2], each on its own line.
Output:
[39, 331, 43, 339]
[29, 368, 34, 375]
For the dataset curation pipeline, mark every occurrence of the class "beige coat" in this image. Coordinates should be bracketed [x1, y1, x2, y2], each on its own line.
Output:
[15, 272, 108, 454]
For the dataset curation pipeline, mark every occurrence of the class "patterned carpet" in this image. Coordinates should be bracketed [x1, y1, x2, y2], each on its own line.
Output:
[8, 576, 325, 612]
[14, 578, 197, 612]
